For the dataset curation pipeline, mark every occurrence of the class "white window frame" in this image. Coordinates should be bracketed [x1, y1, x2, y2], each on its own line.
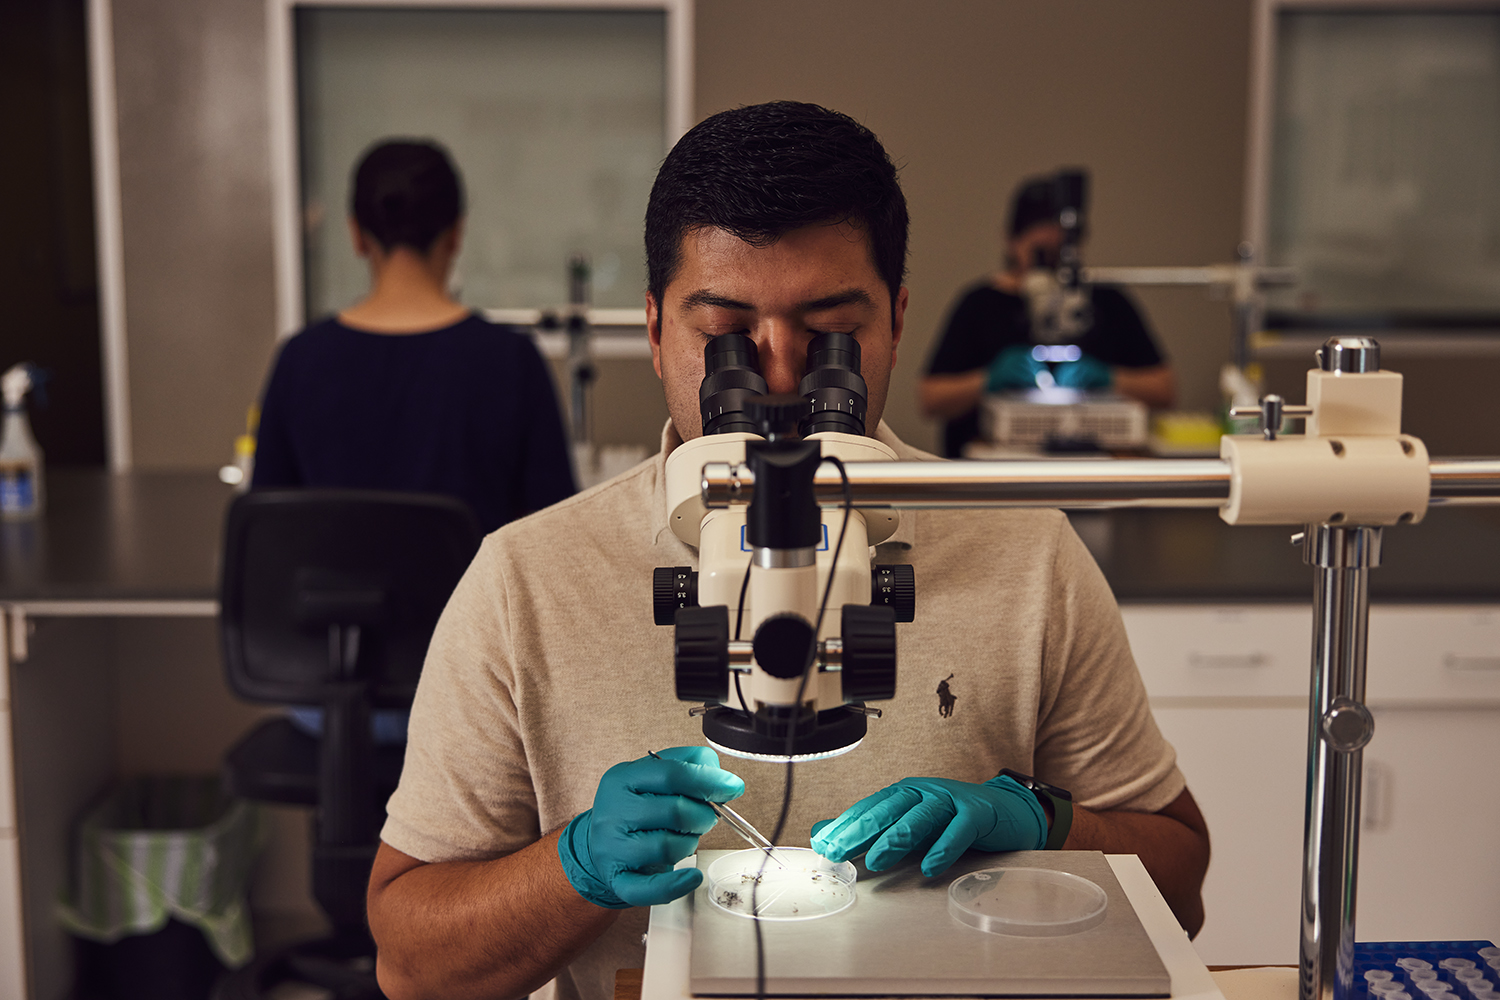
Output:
[1244, 0, 1500, 357]
[264, 0, 694, 340]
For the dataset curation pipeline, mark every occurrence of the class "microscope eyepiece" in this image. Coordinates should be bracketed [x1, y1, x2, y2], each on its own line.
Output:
[700, 334, 770, 436]
[798, 331, 867, 438]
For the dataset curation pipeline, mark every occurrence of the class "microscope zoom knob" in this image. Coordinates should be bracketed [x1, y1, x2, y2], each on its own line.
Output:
[675, 605, 730, 702]
[840, 603, 897, 702]
[653, 566, 698, 626]
[871, 564, 916, 622]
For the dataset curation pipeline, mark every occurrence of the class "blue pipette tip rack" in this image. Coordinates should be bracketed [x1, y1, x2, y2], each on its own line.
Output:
[1349, 940, 1500, 1000]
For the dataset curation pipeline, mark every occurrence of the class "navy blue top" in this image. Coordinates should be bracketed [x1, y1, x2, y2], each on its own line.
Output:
[925, 283, 1165, 457]
[252, 313, 576, 533]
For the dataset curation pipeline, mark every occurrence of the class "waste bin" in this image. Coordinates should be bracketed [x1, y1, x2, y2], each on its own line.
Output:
[58, 775, 265, 1000]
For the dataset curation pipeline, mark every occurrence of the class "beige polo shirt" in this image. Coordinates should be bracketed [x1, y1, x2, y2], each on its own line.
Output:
[383, 421, 1184, 1000]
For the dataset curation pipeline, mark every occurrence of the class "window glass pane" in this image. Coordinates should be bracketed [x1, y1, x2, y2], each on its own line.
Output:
[296, 7, 666, 315]
[1267, 11, 1500, 327]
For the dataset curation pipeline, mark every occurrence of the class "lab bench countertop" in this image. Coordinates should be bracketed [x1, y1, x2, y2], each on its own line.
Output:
[1085, 506, 1500, 603]
[0, 468, 235, 603]
[6, 469, 1500, 606]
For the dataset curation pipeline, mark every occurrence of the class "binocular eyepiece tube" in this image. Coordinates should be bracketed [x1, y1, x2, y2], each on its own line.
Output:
[700, 331, 868, 439]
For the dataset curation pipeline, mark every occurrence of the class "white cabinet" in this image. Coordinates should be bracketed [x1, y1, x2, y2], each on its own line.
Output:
[1122, 604, 1500, 967]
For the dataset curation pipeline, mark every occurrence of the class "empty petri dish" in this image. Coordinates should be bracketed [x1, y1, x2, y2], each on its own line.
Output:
[705, 848, 857, 921]
[948, 867, 1108, 937]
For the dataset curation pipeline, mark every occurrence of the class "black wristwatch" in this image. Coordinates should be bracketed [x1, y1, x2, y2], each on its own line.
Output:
[999, 768, 1073, 851]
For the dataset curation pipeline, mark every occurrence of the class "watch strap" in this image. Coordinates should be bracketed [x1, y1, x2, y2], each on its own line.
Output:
[998, 768, 1073, 850]
[1040, 791, 1072, 850]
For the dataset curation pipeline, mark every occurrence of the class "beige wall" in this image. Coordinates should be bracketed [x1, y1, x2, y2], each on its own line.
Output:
[112, 0, 1258, 467]
[696, 0, 1254, 453]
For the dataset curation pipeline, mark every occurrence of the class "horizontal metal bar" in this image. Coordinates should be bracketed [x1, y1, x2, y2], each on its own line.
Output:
[1429, 460, 1500, 505]
[0, 600, 219, 618]
[704, 457, 1500, 511]
[1083, 265, 1296, 287]
[704, 459, 1234, 509]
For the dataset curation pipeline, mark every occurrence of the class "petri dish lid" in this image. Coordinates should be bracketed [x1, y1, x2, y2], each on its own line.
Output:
[705, 847, 857, 921]
[948, 867, 1108, 936]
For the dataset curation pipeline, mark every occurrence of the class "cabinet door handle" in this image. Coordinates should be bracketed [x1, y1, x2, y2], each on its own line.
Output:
[1189, 652, 1269, 669]
[1443, 654, 1500, 671]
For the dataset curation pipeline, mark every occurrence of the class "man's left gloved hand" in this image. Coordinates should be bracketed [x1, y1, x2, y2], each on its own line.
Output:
[1051, 353, 1113, 390]
[809, 775, 1047, 877]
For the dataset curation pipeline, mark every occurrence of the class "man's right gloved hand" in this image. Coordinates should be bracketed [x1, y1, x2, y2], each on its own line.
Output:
[557, 746, 746, 908]
[986, 345, 1046, 391]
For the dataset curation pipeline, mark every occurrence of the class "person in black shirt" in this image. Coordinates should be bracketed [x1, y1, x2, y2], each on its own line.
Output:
[252, 139, 576, 742]
[920, 175, 1176, 457]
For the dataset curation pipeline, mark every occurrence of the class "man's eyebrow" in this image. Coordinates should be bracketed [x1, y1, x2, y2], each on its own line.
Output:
[681, 290, 754, 311]
[801, 289, 874, 312]
[678, 288, 876, 313]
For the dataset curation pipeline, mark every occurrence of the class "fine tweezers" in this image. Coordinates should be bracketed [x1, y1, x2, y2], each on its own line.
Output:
[647, 750, 785, 868]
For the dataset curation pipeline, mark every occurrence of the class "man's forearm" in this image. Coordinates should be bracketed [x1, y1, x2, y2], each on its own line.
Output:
[368, 829, 618, 1000]
[1060, 789, 1210, 936]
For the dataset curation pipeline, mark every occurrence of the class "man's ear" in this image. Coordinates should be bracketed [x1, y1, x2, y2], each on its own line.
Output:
[646, 292, 664, 380]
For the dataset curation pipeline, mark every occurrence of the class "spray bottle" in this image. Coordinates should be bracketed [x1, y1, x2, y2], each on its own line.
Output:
[0, 363, 44, 520]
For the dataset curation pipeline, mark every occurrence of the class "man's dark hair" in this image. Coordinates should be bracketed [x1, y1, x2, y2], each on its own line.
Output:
[351, 139, 464, 253]
[645, 102, 908, 311]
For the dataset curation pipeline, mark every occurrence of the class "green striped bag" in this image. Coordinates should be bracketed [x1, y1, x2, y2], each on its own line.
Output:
[57, 775, 266, 968]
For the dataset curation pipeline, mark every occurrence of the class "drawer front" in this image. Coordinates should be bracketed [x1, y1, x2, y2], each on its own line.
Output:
[1367, 606, 1500, 705]
[1121, 605, 1314, 699]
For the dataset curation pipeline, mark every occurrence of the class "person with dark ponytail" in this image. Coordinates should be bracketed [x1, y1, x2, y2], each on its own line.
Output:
[251, 138, 576, 743]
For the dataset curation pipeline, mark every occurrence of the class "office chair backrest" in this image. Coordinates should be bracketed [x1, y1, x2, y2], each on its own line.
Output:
[220, 490, 481, 708]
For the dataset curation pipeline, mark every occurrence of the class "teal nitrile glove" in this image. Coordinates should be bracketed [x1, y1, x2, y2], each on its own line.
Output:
[809, 774, 1047, 878]
[1051, 353, 1113, 390]
[986, 344, 1046, 391]
[557, 746, 746, 908]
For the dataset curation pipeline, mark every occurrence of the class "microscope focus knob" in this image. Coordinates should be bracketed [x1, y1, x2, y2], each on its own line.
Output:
[839, 603, 897, 702]
[675, 605, 730, 702]
[653, 566, 698, 626]
[871, 565, 915, 622]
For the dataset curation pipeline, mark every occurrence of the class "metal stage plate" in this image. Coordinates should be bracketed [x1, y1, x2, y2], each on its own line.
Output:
[689, 850, 1171, 997]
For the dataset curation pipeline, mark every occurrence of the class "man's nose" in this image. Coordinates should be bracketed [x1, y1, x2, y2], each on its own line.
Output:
[757, 324, 805, 396]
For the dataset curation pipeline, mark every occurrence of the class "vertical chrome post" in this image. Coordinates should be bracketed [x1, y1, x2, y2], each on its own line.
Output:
[1300, 524, 1380, 1000]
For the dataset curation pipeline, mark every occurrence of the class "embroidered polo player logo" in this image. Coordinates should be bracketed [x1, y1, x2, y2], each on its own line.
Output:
[936, 674, 957, 718]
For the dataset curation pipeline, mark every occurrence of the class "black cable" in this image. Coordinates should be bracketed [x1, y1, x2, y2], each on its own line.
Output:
[731, 552, 755, 714]
[750, 455, 854, 1000]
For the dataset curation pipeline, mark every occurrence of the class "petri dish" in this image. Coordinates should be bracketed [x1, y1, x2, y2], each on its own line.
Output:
[705, 848, 857, 921]
[948, 867, 1108, 937]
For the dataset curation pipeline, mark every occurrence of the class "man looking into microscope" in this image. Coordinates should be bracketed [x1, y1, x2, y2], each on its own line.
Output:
[366, 102, 1209, 1000]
